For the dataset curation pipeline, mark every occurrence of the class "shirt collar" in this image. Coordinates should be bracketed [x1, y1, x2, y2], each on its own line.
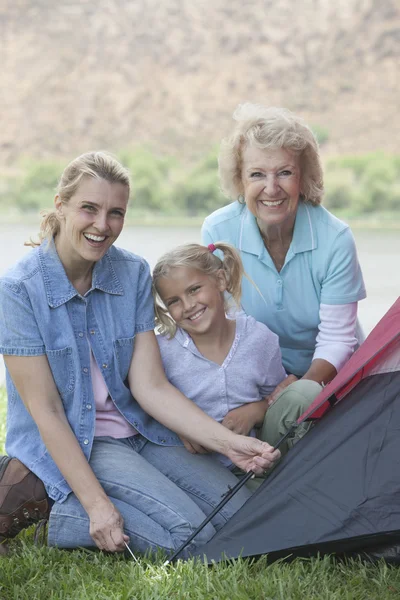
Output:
[239, 201, 317, 256]
[38, 239, 124, 308]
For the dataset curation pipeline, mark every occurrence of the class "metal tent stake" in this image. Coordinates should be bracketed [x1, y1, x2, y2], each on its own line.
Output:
[163, 426, 297, 565]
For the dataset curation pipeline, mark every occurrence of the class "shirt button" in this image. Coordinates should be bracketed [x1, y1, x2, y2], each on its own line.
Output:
[83, 439, 89, 445]
[102, 363, 108, 369]
[277, 280, 282, 286]
[86, 404, 92, 410]
[133, 421, 139, 427]
[90, 330, 96, 335]
[83, 367, 88, 374]
[78, 332, 84, 338]
[160, 439, 166, 444]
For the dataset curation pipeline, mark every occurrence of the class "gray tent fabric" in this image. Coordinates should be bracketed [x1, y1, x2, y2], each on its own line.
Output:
[191, 366, 400, 563]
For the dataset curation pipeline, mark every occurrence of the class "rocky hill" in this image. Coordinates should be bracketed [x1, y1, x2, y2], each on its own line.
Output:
[1, 0, 399, 164]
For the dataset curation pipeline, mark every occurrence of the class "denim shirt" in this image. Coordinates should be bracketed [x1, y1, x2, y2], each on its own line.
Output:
[0, 240, 181, 502]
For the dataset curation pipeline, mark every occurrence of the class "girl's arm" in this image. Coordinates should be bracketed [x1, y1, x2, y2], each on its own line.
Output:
[4, 354, 128, 553]
[128, 331, 280, 474]
[221, 398, 270, 436]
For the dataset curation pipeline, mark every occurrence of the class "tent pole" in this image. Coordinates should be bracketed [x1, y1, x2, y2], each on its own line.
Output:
[163, 426, 296, 565]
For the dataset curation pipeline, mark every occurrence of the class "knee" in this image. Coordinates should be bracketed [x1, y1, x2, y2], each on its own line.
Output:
[175, 521, 216, 559]
[272, 379, 322, 416]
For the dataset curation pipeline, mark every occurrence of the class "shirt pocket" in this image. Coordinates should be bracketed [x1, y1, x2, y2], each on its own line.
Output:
[113, 336, 135, 381]
[46, 346, 76, 396]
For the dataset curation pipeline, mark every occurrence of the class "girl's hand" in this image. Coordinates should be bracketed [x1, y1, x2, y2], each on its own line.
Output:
[222, 400, 268, 435]
[87, 497, 129, 552]
[267, 375, 298, 407]
[225, 435, 280, 475]
[179, 436, 210, 454]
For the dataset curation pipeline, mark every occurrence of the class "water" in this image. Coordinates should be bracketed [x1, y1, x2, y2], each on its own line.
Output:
[0, 224, 398, 383]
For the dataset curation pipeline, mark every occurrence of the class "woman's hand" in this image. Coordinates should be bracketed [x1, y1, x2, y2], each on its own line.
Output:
[267, 375, 298, 407]
[179, 436, 209, 454]
[88, 496, 129, 553]
[225, 436, 280, 475]
[222, 400, 268, 435]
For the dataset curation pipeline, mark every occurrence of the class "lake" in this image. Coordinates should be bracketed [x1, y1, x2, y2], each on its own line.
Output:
[0, 223, 398, 383]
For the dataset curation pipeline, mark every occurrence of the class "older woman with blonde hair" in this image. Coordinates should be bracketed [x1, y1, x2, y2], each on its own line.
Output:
[0, 151, 280, 556]
[202, 104, 366, 450]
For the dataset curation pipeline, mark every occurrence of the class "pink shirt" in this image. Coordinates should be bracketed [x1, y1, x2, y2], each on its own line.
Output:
[90, 351, 137, 438]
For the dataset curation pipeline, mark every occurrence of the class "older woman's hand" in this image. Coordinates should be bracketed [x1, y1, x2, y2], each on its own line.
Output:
[267, 375, 299, 407]
[225, 436, 280, 475]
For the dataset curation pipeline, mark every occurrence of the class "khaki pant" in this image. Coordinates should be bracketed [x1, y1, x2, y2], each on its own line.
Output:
[242, 379, 323, 491]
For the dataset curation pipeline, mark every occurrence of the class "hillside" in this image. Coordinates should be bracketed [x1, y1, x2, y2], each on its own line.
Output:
[1, 0, 399, 164]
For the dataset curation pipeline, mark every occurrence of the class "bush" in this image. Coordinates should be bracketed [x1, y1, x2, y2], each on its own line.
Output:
[324, 152, 400, 214]
[9, 159, 64, 212]
[311, 124, 330, 146]
[1, 149, 399, 218]
[174, 150, 227, 216]
[118, 148, 179, 213]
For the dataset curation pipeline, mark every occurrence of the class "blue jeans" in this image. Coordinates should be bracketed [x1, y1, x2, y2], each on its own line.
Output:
[47, 435, 251, 557]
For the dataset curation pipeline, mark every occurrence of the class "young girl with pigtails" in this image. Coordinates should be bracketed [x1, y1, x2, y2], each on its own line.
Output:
[152, 241, 313, 475]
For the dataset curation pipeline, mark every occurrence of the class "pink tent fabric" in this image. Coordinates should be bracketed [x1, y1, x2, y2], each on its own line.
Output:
[299, 297, 400, 421]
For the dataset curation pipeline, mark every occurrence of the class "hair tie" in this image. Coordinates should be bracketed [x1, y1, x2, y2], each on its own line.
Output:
[208, 243, 216, 253]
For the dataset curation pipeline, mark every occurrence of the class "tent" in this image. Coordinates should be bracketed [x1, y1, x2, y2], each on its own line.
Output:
[192, 297, 400, 564]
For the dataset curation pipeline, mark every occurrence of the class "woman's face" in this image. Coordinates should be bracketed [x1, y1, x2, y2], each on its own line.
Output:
[55, 176, 129, 266]
[240, 146, 301, 231]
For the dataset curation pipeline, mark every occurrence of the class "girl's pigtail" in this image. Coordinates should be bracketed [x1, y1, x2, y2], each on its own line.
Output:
[152, 283, 177, 339]
[212, 242, 243, 308]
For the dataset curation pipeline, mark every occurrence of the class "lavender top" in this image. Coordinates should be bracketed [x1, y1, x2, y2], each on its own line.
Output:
[157, 314, 286, 465]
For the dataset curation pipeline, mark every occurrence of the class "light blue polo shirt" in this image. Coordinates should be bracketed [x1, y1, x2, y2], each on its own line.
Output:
[202, 201, 366, 377]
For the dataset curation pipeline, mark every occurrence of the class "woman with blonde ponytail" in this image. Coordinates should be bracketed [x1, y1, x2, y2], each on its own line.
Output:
[0, 152, 281, 556]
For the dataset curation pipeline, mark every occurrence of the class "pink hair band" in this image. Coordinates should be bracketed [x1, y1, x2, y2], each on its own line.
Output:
[208, 243, 217, 253]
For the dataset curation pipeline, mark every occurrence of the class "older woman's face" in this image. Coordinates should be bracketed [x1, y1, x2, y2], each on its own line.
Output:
[241, 146, 301, 231]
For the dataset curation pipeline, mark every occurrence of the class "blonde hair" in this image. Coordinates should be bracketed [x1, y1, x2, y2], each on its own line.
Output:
[219, 103, 324, 205]
[153, 242, 243, 338]
[26, 151, 131, 247]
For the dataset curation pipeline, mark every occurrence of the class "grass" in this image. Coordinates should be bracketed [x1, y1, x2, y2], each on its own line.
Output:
[1, 387, 399, 599]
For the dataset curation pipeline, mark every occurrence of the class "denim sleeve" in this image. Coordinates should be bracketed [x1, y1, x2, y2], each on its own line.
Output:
[135, 260, 155, 334]
[0, 280, 45, 356]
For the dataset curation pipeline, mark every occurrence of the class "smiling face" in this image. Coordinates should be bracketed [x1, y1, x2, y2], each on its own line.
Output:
[55, 176, 129, 269]
[240, 145, 302, 233]
[156, 266, 227, 338]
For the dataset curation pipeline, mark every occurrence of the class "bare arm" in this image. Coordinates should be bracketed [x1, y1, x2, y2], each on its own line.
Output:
[302, 358, 337, 385]
[221, 399, 269, 436]
[4, 354, 128, 552]
[128, 331, 280, 473]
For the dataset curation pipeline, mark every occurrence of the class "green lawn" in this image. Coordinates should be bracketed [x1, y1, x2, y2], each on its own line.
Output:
[1, 387, 399, 599]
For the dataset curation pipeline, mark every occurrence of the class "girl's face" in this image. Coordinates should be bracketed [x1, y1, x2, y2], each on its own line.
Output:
[157, 266, 227, 337]
[55, 176, 129, 268]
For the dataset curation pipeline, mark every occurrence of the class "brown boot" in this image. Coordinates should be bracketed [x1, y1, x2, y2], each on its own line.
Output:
[0, 456, 50, 540]
[0, 538, 9, 556]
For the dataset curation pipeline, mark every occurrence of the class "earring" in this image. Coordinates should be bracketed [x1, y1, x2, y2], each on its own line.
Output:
[238, 195, 245, 205]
